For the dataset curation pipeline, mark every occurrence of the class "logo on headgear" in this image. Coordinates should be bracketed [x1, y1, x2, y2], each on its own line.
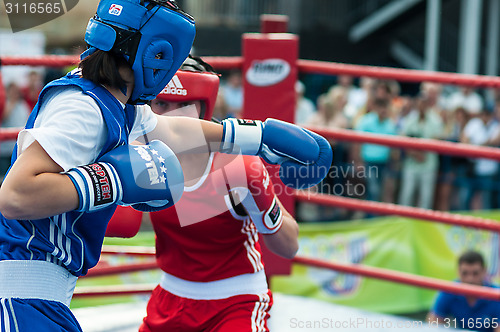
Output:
[162, 75, 188, 96]
[109, 4, 123, 16]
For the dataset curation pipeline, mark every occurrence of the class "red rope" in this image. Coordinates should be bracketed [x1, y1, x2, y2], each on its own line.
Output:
[0, 55, 241, 70]
[309, 126, 500, 161]
[1, 56, 79, 68]
[298, 59, 500, 88]
[0, 72, 5, 119]
[293, 256, 500, 301]
[101, 245, 156, 257]
[0, 128, 22, 141]
[74, 284, 154, 297]
[90, 246, 500, 300]
[202, 56, 243, 70]
[84, 261, 158, 278]
[295, 192, 500, 232]
[5, 55, 500, 88]
[78, 254, 500, 300]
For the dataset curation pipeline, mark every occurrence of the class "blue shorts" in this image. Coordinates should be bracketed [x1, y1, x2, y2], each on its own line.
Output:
[0, 298, 82, 332]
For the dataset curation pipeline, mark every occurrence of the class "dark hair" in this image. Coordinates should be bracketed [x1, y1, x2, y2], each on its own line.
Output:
[79, 50, 131, 89]
[180, 55, 217, 74]
[373, 97, 389, 108]
[374, 80, 392, 94]
[458, 251, 485, 267]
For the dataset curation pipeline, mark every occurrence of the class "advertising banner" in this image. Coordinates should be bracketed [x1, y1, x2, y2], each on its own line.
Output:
[272, 216, 500, 314]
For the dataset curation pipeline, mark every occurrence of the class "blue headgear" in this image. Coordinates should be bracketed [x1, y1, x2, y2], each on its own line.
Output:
[83, 0, 196, 104]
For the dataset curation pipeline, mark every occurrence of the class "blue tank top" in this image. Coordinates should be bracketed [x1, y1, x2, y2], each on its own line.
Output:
[0, 72, 136, 276]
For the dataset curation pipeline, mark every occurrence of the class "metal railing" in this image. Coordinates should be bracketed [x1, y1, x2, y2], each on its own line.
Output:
[183, 0, 393, 31]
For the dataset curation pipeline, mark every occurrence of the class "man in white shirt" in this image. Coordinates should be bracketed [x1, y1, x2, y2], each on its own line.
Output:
[460, 109, 500, 209]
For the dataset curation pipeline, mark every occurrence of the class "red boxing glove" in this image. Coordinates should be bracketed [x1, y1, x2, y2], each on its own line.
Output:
[105, 206, 142, 238]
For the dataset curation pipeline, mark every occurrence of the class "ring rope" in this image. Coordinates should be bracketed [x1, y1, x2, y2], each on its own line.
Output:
[297, 59, 500, 88]
[295, 192, 500, 232]
[1, 55, 79, 68]
[82, 245, 500, 301]
[0, 128, 23, 141]
[74, 284, 155, 298]
[83, 261, 158, 278]
[292, 256, 500, 302]
[100, 245, 156, 257]
[308, 126, 500, 161]
[4, 55, 500, 88]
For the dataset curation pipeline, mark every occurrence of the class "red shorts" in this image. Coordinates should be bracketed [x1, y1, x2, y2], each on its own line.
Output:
[139, 286, 273, 332]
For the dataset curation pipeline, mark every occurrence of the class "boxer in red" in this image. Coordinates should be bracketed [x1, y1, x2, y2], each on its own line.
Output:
[139, 56, 300, 332]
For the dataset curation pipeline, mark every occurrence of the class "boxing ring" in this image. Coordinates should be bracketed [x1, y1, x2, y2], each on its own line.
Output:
[1, 32, 500, 330]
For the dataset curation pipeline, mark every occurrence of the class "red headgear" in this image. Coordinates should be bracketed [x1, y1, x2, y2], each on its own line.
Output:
[156, 67, 220, 120]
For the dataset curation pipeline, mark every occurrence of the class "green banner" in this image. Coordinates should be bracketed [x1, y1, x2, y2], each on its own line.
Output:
[272, 215, 500, 314]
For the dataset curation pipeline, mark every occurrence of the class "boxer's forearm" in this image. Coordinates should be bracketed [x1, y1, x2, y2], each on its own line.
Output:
[0, 141, 79, 220]
[145, 115, 222, 155]
[262, 199, 299, 259]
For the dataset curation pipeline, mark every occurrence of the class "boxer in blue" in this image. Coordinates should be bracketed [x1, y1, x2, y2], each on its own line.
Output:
[0, 1, 332, 330]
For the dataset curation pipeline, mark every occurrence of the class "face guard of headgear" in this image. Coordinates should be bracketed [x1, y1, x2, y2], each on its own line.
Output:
[83, 0, 196, 105]
[156, 56, 220, 120]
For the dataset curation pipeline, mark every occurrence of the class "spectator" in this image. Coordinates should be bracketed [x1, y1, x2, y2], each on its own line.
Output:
[460, 109, 500, 210]
[436, 107, 470, 211]
[211, 89, 229, 121]
[352, 79, 398, 129]
[373, 79, 400, 103]
[441, 107, 469, 142]
[354, 97, 397, 202]
[345, 77, 375, 128]
[485, 88, 500, 112]
[294, 80, 316, 125]
[427, 251, 500, 332]
[220, 69, 243, 118]
[447, 86, 484, 116]
[394, 95, 415, 132]
[21, 70, 43, 111]
[307, 87, 348, 130]
[398, 95, 443, 209]
[484, 97, 500, 208]
[484, 96, 500, 144]
[420, 81, 446, 113]
[307, 88, 349, 220]
[348, 76, 375, 120]
[0, 83, 30, 179]
[328, 75, 363, 122]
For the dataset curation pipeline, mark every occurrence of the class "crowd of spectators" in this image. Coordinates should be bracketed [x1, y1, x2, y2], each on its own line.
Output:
[291, 75, 500, 221]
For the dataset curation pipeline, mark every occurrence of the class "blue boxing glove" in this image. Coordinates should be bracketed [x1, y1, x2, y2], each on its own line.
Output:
[66, 140, 184, 213]
[221, 118, 332, 189]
